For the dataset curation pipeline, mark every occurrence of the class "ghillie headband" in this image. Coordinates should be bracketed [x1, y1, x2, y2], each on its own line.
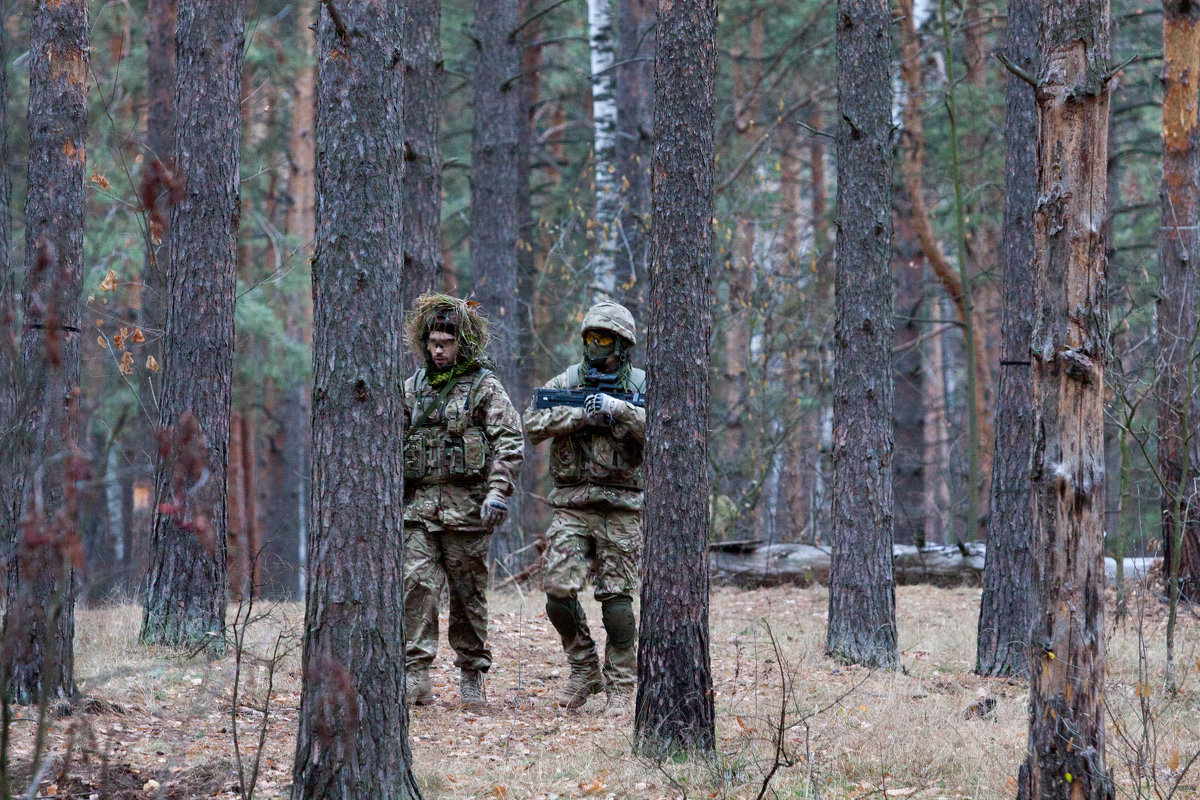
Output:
[405, 293, 491, 365]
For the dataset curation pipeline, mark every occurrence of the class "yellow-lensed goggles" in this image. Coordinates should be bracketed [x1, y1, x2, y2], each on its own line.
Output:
[583, 331, 615, 347]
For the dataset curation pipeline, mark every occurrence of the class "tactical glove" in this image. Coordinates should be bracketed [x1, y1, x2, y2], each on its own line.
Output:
[481, 487, 508, 528]
[584, 393, 625, 424]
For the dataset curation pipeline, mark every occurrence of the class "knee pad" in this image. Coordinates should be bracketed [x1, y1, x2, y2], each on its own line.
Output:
[545, 595, 582, 641]
[601, 595, 636, 650]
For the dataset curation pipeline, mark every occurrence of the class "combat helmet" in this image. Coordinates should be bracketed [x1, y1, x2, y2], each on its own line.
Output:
[581, 300, 636, 347]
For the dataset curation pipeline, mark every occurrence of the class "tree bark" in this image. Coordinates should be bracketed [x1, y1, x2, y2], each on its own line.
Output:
[1158, 0, 1200, 604]
[976, 0, 1036, 679]
[291, 1, 422, 797]
[634, 0, 717, 758]
[141, 0, 243, 648]
[3, 0, 89, 705]
[401, 0, 444, 306]
[1020, 2, 1114, 797]
[471, 0, 524, 567]
[824, 0, 897, 670]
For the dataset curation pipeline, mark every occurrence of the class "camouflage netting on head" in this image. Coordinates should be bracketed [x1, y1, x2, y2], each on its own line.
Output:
[405, 293, 491, 361]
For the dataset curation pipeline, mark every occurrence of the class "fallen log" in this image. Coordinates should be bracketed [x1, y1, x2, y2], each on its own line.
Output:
[709, 540, 1160, 589]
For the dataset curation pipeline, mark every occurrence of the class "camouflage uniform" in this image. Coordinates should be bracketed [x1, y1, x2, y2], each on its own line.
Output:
[402, 356, 523, 681]
[524, 302, 646, 702]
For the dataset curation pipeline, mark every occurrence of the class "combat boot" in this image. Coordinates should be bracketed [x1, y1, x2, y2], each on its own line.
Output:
[602, 688, 633, 718]
[406, 669, 433, 706]
[559, 661, 603, 709]
[460, 668, 488, 710]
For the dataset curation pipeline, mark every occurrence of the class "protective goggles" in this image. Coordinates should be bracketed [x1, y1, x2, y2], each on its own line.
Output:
[583, 331, 616, 347]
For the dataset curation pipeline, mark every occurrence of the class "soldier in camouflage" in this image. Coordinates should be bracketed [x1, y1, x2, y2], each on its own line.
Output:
[402, 294, 524, 710]
[523, 301, 646, 712]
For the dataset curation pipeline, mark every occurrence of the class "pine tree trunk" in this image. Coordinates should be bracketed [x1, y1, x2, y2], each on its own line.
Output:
[0, 0, 17, 561]
[285, 3, 316, 256]
[1158, 0, 1200, 603]
[282, 6, 316, 601]
[614, 0, 653, 316]
[131, 0, 175, 607]
[922, 303, 950, 545]
[143, 0, 175, 333]
[141, 0, 243, 648]
[291, 2, 421, 797]
[242, 413, 261, 597]
[1020, 2, 1114, 797]
[634, 0, 717, 758]
[401, 0, 443, 306]
[3, 0, 89, 705]
[976, 0, 1036, 679]
[824, 0, 897, 669]
[227, 410, 247, 601]
[471, 0, 523, 567]
[893, 186, 926, 547]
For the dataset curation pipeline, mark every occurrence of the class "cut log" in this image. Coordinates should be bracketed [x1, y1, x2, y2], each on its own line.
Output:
[708, 540, 1159, 589]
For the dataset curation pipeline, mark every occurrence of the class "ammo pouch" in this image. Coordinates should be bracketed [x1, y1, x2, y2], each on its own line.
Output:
[405, 428, 490, 485]
[549, 431, 642, 490]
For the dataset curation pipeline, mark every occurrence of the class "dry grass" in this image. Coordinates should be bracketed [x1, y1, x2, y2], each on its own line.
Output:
[4, 583, 1198, 799]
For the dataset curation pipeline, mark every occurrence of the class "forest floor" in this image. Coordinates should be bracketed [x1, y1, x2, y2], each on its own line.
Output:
[4, 581, 1199, 800]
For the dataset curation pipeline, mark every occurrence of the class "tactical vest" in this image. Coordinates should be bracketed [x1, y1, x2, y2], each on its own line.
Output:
[549, 364, 646, 491]
[404, 367, 494, 486]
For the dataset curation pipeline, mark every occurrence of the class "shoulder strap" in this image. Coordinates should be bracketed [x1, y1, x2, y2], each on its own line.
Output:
[566, 362, 583, 389]
[627, 367, 647, 393]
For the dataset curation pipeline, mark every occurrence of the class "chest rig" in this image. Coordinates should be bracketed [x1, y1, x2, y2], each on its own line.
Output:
[549, 364, 645, 490]
[404, 368, 492, 486]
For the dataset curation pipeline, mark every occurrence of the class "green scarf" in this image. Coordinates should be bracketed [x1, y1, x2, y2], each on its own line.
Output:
[427, 359, 480, 389]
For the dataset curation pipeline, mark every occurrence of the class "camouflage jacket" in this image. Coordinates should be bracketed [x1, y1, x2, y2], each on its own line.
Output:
[402, 365, 524, 531]
[523, 363, 646, 511]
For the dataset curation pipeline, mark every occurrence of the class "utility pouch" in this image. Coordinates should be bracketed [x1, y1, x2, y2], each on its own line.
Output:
[404, 431, 427, 480]
[550, 437, 583, 484]
[462, 429, 488, 473]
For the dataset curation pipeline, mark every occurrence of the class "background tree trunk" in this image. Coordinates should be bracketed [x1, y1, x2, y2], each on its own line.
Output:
[976, 0, 1037, 679]
[824, 0, 897, 669]
[143, 0, 176, 337]
[1020, 2, 1114, 797]
[141, 0, 243, 648]
[401, 0, 444, 307]
[588, 0, 619, 302]
[634, 0, 717, 758]
[893, 186, 926, 547]
[3, 0, 89, 705]
[1157, 0, 1200, 603]
[291, 2, 422, 797]
[614, 0, 654, 315]
[0, 0, 16, 563]
[470, 0, 524, 569]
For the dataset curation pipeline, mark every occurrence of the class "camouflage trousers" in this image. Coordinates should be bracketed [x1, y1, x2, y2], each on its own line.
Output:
[404, 522, 492, 673]
[542, 507, 642, 691]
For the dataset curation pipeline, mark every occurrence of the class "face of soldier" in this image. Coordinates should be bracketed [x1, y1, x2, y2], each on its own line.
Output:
[427, 331, 459, 369]
[583, 330, 621, 373]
